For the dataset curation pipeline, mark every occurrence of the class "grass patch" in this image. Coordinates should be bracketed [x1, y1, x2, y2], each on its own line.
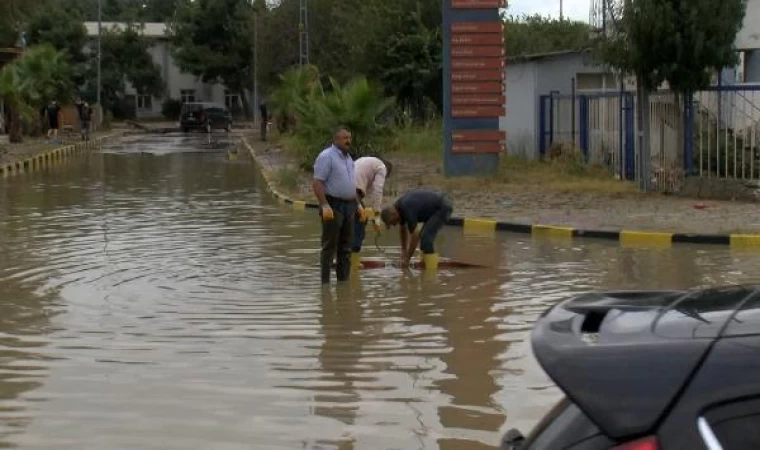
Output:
[382, 120, 442, 160]
[497, 153, 637, 193]
[273, 167, 302, 194]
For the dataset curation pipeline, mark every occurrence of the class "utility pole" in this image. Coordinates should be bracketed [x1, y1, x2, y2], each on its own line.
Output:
[97, 0, 102, 126]
[560, 0, 564, 21]
[253, 4, 258, 124]
[299, 0, 309, 66]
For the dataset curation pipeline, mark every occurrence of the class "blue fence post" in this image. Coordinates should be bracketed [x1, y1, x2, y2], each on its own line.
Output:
[548, 92, 557, 148]
[579, 95, 589, 161]
[539, 96, 547, 158]
[624, 93, 635, 180]
[683, 91, 694, 175]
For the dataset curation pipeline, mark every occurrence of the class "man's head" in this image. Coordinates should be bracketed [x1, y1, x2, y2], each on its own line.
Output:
[333, 127, 352, 153]
[380, 205, 400, 228]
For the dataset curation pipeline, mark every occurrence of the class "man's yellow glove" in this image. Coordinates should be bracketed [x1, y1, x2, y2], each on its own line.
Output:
[321, 205, 334, 221]
[357, 205, 368, 223]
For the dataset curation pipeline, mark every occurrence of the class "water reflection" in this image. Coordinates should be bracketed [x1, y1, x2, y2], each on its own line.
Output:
[2, 135, 760, 449]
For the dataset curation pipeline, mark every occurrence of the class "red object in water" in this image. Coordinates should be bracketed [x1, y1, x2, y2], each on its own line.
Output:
[693, 202, 707, 209]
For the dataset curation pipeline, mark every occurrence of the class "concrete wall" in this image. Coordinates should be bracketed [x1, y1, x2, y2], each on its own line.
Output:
[501, 62, 537, 157]
[736, 0, 760, 51]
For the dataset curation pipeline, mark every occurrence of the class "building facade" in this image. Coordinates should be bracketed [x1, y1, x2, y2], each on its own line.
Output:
[84, 22, 250, 120]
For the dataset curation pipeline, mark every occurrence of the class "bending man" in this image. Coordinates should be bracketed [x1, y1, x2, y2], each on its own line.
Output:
[379, 189, 453, 270]
[351, 156, 392, 260]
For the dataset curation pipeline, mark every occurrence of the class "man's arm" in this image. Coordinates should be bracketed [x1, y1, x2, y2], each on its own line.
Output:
[405, 229, 420, 261]
[399, 226, 409, 259]
[312, 153, 330, 206]
[312, 179, 328, 206]
[369, 165, 387, 213]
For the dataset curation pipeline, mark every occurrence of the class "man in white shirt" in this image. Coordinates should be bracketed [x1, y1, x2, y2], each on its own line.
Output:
[351, 156, 392, 257]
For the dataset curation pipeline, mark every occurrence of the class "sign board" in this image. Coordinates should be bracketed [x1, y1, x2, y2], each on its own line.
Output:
[443, 0, 506, 172]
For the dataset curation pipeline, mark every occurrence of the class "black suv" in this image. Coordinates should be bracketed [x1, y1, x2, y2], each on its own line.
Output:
[179, 102, 232, 133]
[502, 285, 760, 450]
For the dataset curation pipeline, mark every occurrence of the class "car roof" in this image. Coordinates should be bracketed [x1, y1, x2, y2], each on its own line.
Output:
[530, 285, 760, 441]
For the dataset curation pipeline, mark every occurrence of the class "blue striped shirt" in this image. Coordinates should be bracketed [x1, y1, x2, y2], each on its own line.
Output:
[313, 145, 356, 200]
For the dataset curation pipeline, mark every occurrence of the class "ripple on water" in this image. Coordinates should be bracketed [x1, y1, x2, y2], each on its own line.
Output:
[2, 144, 760, 449]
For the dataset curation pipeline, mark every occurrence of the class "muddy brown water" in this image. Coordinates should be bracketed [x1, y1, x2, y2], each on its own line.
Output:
[1, 133, 760, 449]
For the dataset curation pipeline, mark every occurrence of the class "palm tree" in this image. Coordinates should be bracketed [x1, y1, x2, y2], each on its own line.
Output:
[0, 44, 72, 143]
[270, 64, 320, 132]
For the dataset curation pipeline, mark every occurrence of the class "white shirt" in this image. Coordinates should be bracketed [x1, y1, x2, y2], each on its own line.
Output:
[354, 156, 387, 213]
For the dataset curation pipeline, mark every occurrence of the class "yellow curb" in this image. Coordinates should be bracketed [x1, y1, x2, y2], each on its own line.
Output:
[730, 234, 760, 249]
[532, 224, 575, 238]
[463, 217, 497, 234]
[620, 230, 673, 247]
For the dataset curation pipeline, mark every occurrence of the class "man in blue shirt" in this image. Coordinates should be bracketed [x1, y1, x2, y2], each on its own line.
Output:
[312, 127, 367, 283]
[379, 189, 453, 270]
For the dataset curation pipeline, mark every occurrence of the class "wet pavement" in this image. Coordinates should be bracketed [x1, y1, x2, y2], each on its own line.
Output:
[1, 132, 760, 449]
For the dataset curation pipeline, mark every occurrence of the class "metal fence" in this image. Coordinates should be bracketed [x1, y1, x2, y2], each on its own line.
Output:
[538, 83, 760, 192]
[693, 85, 760, 181]
[539, 91, 635, 180]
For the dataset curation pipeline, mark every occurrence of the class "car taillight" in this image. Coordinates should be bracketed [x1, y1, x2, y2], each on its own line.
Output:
[611, 436, 658, 450]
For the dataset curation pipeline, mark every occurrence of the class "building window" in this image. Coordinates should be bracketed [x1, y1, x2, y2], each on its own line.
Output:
[181, 89, 196, 103]
[136, 95, 152, 110]
[225, 90, 240, 109]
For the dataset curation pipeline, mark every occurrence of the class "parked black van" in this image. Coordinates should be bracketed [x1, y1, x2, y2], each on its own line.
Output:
[179, 102, 232, 133]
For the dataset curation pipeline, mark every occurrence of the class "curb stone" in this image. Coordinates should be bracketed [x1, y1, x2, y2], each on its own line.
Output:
[1, 133, 121, 178]
[242, 138, 760, 250]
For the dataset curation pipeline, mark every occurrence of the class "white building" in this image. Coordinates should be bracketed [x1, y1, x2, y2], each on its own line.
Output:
[84, 22, 250, 119]
[500, 49, 625, 160]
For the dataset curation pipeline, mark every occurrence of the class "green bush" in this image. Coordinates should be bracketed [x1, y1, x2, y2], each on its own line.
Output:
[271, 65, 397, 169]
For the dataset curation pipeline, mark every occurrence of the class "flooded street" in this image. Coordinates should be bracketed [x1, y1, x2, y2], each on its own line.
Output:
[2, 133, 760, 449]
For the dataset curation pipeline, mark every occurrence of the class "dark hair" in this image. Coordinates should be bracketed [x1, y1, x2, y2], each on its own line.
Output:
[380, 206, 395, 226]
[379, 156, 393, 177]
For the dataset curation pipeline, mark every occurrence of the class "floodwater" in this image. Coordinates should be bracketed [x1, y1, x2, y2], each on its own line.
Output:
[1, 133, 760, 449]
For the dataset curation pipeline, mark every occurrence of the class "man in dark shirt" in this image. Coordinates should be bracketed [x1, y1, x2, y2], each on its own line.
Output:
[379, 189, 453, 270]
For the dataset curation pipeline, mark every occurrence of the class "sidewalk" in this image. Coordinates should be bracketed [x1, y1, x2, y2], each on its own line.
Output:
[244, 137, 760, 241]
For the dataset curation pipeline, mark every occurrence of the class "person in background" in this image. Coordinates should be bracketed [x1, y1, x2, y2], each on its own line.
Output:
[44, 100, 60, 142]
[259, 101, 268, 142]
[379, 189, 453, 270]
[312, 127, 367, 284]
[351, 156, 393, 260]
[75, 99, 92, 141]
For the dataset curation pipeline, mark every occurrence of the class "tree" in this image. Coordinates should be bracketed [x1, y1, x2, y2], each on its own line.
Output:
[168, 0, 256, 118]
[0, 0, 46, 47]
[505, 15, 591, 57]
[596, 0, 747, 188]
[91, 24, 164, 117]
[360, 2, 442, 121]
[26, 4, 90, 89]
[0, 44, 72, 142]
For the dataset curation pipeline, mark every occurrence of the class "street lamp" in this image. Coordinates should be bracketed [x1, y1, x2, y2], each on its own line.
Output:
[253, 2, 258, 125]
[96, 0, 102, 126]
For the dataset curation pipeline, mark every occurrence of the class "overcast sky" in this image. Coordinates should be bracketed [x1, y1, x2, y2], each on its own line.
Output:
[507, 0, 591, 22]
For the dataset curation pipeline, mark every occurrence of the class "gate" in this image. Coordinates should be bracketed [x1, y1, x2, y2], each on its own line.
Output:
[539, 91, 635, 180]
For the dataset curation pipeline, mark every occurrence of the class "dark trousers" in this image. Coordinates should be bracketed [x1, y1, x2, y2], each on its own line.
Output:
[260, 119, 267, 141]
[351, 189, 366, 252]
[419, 199, 453, 254]
[321, 197, 356, 283]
